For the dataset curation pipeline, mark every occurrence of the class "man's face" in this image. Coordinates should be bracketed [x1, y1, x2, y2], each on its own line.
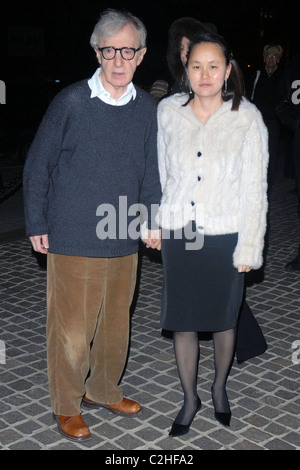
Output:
[95, 24, 146, 99]
[264, 53, 279, 70]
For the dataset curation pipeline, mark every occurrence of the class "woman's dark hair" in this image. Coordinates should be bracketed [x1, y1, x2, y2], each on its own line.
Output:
[184, 32, 245, 111]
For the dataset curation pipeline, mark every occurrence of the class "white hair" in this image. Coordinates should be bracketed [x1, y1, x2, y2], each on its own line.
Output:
[90, 9, 147, 49]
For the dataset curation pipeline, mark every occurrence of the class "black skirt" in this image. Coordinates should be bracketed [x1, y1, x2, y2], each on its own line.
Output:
[160, 224, 244, 332]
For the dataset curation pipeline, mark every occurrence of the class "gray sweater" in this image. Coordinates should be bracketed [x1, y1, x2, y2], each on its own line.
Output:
[23, 80, 161, 257]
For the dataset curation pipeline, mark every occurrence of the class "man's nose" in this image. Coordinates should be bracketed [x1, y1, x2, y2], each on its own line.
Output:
[113, 50, 124, 65]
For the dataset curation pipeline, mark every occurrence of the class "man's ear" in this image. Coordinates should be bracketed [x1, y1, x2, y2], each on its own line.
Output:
[95, 48, 101, 65]
[136, 47, 147, 66]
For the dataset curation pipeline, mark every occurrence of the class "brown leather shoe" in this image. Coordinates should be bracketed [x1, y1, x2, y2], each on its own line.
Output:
[53, 413, 91, 441]
[82, 396, 142, 416]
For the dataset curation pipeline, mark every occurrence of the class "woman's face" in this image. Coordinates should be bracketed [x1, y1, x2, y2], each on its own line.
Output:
[186, 42, 231, 100]
[180, 36, 190, 66]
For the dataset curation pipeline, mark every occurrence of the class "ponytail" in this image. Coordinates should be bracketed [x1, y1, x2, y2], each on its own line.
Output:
[224, 58, 244, 110]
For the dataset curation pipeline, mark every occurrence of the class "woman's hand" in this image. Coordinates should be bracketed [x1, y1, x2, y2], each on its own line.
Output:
[238, 265, 252, 273]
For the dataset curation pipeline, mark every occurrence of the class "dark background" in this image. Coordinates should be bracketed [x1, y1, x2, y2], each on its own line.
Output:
[1, 0, 300, 157]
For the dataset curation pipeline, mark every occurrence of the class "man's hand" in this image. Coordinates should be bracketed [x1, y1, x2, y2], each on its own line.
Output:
[145, 229, 161, 250]
[29, 234, 49, 254]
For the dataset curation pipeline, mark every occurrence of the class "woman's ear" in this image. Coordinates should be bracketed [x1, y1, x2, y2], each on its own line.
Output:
[225, 62, 232, 80]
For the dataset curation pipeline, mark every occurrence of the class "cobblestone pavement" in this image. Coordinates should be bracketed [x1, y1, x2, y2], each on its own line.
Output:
[0, 176, 299, 451]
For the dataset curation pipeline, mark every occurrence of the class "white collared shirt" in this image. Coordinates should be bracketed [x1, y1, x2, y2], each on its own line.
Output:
[87, 67, 136, 106]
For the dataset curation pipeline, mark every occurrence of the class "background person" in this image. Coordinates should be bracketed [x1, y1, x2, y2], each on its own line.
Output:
[149, 17, 210, 103]
[166, 17, 211, 94]
[247, 44, 284, 190]
[276, 54, 300, 271]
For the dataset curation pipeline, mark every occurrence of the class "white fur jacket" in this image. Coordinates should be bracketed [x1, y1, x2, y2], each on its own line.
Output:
[156, 94, 269, 270]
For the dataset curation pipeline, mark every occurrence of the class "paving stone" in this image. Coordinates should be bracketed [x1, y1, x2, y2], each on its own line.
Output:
[240, 427, 273, 444]
[243, 413, 270, 428]
[264, 438, 297, 450]
[232, 440, 264, 450]
[0, 429, 23, 446]
[8, 439, 43, 450]
[0, 175, 300, 450]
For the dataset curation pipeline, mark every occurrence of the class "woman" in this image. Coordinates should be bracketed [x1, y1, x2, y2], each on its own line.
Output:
[152, 17, 267, 364]
[150, 17, 208, 103]
[156, 32, 269, 437]
[166, 17, 210, 94]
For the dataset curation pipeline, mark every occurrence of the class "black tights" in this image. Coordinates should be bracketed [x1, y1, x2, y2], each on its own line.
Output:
[173, 328, 236, 425]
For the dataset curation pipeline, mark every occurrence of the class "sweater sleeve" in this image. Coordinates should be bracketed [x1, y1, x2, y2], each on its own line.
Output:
[157, 102, 168, 192]
[138, 96, 162, 231]
[233, 109, 269, 269]
[23, 89, 73, 237]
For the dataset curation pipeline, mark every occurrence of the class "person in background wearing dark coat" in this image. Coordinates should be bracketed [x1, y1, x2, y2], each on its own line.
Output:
[150, 17, 212, 102]
[276, 54, 300, 271]
[247, 45, 285, 190]
[166, 17, 213, 94]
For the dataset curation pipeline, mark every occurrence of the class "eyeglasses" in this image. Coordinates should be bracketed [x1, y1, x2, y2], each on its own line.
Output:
[265, 54, 278, 59]
[97, 46, 141, 60]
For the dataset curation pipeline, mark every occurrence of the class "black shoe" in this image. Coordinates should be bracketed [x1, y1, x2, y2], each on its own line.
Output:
[211, 387, 231, 427]
[169, 396, 201, 437]
[214, 410, 231, 427]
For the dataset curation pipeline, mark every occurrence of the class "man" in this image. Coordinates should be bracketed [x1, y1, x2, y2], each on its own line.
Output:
[246, 44, 284, 190]
[276, 54, 300, 271]
[23, 9, 161, 441]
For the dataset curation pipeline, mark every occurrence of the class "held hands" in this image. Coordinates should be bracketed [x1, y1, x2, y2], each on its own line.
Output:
[29, 233, 250, 263]
[30, 231, 162, 254]
[145, 229, 161, 251]
[29, 234, 49, 254]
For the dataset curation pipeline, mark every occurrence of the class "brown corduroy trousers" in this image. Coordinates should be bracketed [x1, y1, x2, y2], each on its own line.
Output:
[46, 252, 138, 416]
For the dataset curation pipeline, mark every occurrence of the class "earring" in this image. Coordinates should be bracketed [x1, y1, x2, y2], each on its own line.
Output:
[224, 79, 228, 93]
